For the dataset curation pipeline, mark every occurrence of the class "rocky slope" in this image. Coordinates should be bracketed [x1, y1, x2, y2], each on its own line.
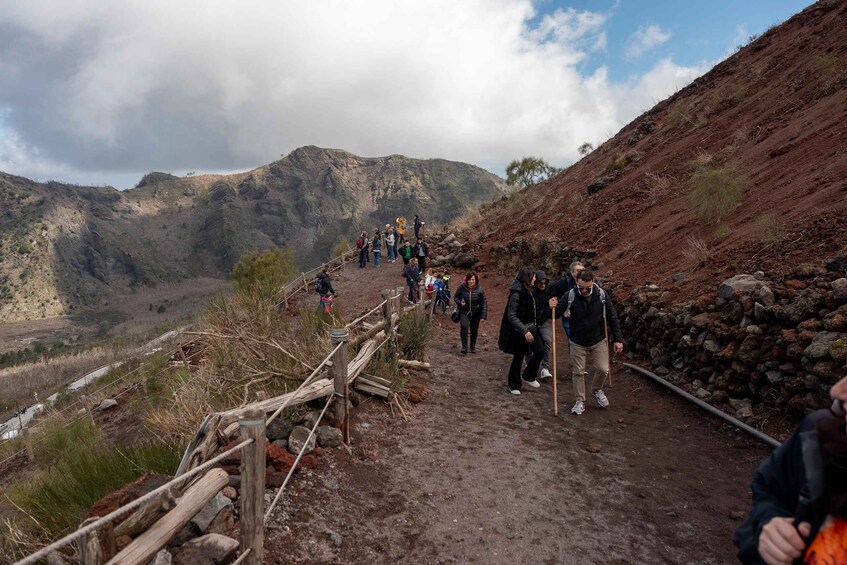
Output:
[0, 147, 505, 322]
[450, 0, 847, 417]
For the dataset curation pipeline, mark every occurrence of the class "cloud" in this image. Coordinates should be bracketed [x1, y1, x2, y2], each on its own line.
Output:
[625, 24, 671, 60]
[0, 1, 704, 187]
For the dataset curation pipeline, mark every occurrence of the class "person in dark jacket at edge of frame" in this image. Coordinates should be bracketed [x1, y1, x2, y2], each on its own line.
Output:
[413, 238, 429, 273]
[498, 267, 549, 395]
[453, 272, 488, 355]
[733, 374, 847, 564]
[553, 267, 623, 415]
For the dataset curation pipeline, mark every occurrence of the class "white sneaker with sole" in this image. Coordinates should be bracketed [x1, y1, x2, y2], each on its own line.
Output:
[522, 378, 540, 388]
[592, 388, 610, 408]
[539, 368, 552, 380]
[571, 400, 585, 415]
[510, 389, 521, 396]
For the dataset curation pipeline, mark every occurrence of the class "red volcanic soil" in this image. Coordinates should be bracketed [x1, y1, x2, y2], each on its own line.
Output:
[464, 0, 847, 303]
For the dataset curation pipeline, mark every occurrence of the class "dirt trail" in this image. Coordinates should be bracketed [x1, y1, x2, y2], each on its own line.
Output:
[269, 261, 770, 563]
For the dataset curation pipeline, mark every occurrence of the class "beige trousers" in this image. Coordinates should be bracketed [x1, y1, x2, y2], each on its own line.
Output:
[569, 340, 610, 402]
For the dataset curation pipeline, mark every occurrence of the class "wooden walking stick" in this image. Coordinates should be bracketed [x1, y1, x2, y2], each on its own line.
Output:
[552, 313, 558, 417]
[604, 316, 612, 388]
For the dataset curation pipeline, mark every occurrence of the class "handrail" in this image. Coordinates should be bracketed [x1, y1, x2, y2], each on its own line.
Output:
[14, 438, 253, 565]
[264, 394, 333, 522]
[344, 300, 388, 330]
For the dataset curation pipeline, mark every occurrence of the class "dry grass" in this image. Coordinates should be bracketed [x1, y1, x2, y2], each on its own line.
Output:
[681, 235, 710, 265]
[447, 207, 484, 236]
[643, 172, 672, 204]
[0, 347, 117, 418]
[758, 213, 786, 250]
[687, 161, 746, 225]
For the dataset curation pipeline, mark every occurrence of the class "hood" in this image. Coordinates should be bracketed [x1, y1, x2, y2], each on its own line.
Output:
[317, 272, 329, 281]
[509, 279, 528, 294]
[534, 270, 548, 284]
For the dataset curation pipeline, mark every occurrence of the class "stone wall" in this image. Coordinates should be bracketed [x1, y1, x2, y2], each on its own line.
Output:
[619, 268, 847, 422]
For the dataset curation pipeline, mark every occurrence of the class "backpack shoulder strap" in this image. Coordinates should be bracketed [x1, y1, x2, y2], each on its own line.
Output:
[596, 285, 607, 319]
[566, 289, 575, 314]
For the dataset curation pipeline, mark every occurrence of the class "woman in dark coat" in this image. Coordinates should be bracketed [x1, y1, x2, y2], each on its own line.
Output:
[498, 267, 545, 395]
[453, 272, 488, 355]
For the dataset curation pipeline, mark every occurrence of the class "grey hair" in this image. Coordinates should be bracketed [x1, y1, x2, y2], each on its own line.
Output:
[569, 260, 584, 275]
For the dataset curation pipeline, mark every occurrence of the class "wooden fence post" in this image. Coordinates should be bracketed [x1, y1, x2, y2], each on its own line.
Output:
[239, 409, 266, 565]
[301, 272, 307, 292]
[381, 289, 395, 351]
[329, 329, 350, 444]
[79, 518, 115, 565]
[82, 395, 96, 424]
[22, 426, 34, 462]
[417, 281, 425, 313]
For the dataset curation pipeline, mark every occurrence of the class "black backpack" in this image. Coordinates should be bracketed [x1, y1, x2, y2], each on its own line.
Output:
[315, 279, 325, 294]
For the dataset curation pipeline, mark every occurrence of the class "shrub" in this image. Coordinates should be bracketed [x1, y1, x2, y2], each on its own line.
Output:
[758, 213, 786, 250]
[686, 163, 746, 225]
[2, 418, 180, 554]
[577, 142, 594, 157]
[398, 311, 435, 361]
[667, 100, 690, 128]
[332, 239, 352, 258]
[681, 235, 710, 265]
[231, 248, 298, 299]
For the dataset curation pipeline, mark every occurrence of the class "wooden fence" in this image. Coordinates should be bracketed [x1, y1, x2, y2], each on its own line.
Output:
[15, 285, 435, 565]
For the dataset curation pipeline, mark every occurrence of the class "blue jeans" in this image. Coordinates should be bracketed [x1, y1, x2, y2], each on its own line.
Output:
[388, 245, 396, 261]
[373, 251, 381, 267]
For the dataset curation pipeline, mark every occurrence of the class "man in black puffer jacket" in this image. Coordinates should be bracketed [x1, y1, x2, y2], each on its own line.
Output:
[554, 268, 623, 415]
[453, 272, 488, 354]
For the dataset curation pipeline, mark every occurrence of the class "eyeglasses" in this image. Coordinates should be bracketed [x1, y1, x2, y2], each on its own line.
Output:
[577, 285, 592, 293]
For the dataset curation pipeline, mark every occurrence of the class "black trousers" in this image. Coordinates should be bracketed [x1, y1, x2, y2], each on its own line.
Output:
[358, 249, 368, 268]
[508, 330, 544, 391]
[418, 257, 426, 272]
[459, 313, 481, 350]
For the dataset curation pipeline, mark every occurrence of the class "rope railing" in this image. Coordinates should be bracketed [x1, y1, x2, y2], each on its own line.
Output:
[13, 283, 422, 564]
[344, 299, 389, 330]
[265, 340, 345, 428]
[264, 393, 333, 522]
[14, 438, 253, 565]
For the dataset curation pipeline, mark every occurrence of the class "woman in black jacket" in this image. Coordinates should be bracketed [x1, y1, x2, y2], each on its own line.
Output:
[498, 267, 546, 395]
[733, 375, 847, 563]
[453, 272, 488, 355]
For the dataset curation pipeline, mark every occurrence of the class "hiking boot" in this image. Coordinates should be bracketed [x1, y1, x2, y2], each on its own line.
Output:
[460, 348, 467, 355]
[510, 389, 521, 396]
[469, 347, 477, 354]
[539, 368, 552, 380]
[521, 377, 540, 389]
[592, 389, 610, 408]
[571, 400, 585, 415]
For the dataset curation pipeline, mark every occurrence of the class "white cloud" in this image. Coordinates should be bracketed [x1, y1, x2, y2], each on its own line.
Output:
[0, 1, 705, 188]
[625, 24, 671, 60]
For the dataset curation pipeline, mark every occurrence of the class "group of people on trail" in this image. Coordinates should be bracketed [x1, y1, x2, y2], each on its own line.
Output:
[357, 215, 429, 271]
[497, 263, 623, 415]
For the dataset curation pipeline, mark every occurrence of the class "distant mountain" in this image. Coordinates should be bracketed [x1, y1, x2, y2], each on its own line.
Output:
[0, 146, 506, 322]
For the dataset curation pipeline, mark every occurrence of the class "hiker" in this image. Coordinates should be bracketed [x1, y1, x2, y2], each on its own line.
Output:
[392, 225, 400, 257]
[424, 268, 437, 296]
[400, 240, 413, 265]
[413, 238, 429, 273]
[315, 270, 336, 314]
[498, 267, 545, 395]
[357, 231, 369, 268]
[396, 216, 407, 244]
[403, 257, 421, 303]
[372, 231, 382, 267]
[554, 268, 623, 415]
[733, 375, 847, 564]
[385, 224, 396, 262]
[532, 270, 554, 380]
[414, 214, 423, 239]
[549, 260, 585, 337]
[432, 272, 451, 313]
[453, 272, 488, 355]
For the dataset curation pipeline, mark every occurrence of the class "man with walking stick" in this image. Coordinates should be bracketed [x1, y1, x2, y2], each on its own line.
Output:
[553, 268, 623, 415]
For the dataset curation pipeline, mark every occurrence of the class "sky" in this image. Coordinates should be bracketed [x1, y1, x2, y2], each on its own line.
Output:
[0, 0, 811, 189]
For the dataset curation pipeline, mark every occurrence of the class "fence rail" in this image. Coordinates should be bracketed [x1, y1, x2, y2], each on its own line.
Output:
[14, 284, 433, 564]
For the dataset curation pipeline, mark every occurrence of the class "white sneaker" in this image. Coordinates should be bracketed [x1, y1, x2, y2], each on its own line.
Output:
[592, 389, 610, 408]
[521, 378, 540, 388]
[571, 400, 585, 415]
[510, 389, 521, 396]
[539, 368, 552, 380]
